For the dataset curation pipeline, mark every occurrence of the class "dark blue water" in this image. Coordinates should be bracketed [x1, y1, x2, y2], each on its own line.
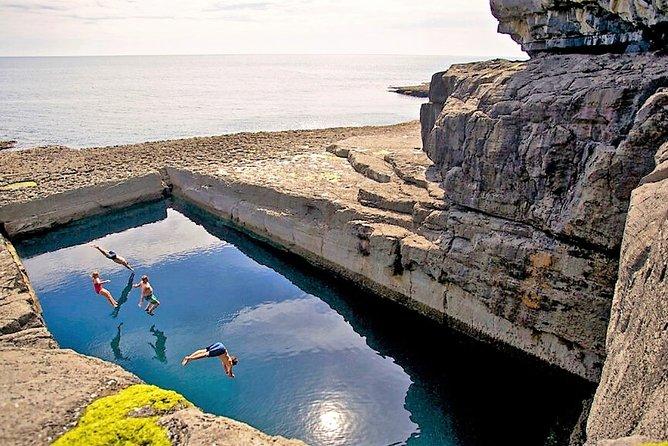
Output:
[16, 200, 592, 446]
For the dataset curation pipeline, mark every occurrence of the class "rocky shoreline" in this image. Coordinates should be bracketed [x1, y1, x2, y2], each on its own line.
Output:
[388, 83, 430, 98]
[0, 124, 408, 446]
[1, 73, 666, 444]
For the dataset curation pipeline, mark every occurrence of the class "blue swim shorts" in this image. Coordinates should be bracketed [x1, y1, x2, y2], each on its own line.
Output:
[206, 342, 227, 357]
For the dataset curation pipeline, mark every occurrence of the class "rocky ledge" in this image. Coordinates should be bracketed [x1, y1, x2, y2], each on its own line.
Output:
[388, 83, 430, 98]
[490, 0, 667, 54]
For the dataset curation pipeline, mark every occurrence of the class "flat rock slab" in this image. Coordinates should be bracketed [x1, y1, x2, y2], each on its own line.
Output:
[0, 348, 140, 445]
[348, 151, 394, 183]
[160, 408, 306, 446]
[0, 122, 420, 209]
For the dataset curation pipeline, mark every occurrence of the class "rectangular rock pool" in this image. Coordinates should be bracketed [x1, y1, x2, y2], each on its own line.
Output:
[15, 199, 593, 446]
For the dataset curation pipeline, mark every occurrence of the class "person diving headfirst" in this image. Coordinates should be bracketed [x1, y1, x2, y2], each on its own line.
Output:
[181, 343, 238, 378]
[91, 244, 134, 271]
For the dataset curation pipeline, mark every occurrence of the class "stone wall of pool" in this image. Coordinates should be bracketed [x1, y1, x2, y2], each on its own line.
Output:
[1, 160, 601, 381]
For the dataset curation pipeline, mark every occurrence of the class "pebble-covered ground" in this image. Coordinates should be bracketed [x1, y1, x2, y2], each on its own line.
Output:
[0, 122, 419, 207]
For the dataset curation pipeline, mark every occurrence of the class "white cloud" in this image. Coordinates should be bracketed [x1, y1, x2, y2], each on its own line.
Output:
[222, 296, 371, 358]
[21, 209, 227, 291]
[0, 0, 524, 57]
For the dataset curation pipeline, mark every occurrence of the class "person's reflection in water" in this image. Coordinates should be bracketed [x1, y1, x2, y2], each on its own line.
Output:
[149, 325, 167, 363]
[111, 272, 135, 318]
[111, 323, 128, 361]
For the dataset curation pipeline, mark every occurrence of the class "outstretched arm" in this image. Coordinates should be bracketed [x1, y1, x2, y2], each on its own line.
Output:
[221, 357, 235, 378]
[92, 245, 111, 258]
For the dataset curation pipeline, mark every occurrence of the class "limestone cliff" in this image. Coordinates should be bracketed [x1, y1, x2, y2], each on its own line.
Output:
[420, 52, 667, 382]
[490, 0, 667, 54]
[585, 140, 668, 444]
[422, 3, 668, 438]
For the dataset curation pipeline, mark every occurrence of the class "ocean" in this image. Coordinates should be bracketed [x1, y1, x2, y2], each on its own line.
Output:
[0, 54, 480, 149]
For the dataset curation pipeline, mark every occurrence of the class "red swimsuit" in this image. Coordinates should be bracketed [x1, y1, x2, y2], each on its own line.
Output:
[94, 280, 102, 294]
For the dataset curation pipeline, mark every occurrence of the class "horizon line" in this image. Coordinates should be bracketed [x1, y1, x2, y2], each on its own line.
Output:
[0, 52, 527, 59]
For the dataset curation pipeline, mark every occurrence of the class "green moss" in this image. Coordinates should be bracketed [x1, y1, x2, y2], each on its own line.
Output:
[53, 384, 191, 446]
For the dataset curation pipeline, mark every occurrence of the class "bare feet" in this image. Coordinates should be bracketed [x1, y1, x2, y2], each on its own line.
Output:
[181, 357, 190, 366]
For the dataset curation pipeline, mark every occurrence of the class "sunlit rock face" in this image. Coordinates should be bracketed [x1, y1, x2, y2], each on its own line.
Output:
[490, 0, 668, 54]
[422, 53, 667, 252]
[419, 51, 667, 382]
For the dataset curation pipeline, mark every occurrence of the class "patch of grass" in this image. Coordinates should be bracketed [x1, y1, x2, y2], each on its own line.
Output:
[0, 181, 37, 190]
[641, 443, 668, 446]
[53, 384, 191, 446]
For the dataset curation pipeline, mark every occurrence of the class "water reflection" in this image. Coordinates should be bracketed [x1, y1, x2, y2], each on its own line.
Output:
[310, 400, 351, 446]
[224, 297, 369, 358]
[149, 325, 167, 363]
[112, 273, 135, 318]
[110, 323, 128, 361]
[176, 198, 594, 446]
[18, 208, 225, 291]
[17, 201, 169, 257]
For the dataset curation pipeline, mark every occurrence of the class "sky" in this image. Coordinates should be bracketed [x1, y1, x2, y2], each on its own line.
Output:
[0, 0, 525, 57]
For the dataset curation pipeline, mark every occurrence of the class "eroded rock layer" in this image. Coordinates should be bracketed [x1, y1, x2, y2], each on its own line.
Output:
[490, 0, 668, 54]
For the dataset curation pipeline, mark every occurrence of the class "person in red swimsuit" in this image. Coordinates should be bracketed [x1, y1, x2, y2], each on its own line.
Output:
[91, 271, 118, 308]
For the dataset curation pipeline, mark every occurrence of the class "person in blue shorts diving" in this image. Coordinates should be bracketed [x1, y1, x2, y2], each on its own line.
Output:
[181, 342, 238, 378]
